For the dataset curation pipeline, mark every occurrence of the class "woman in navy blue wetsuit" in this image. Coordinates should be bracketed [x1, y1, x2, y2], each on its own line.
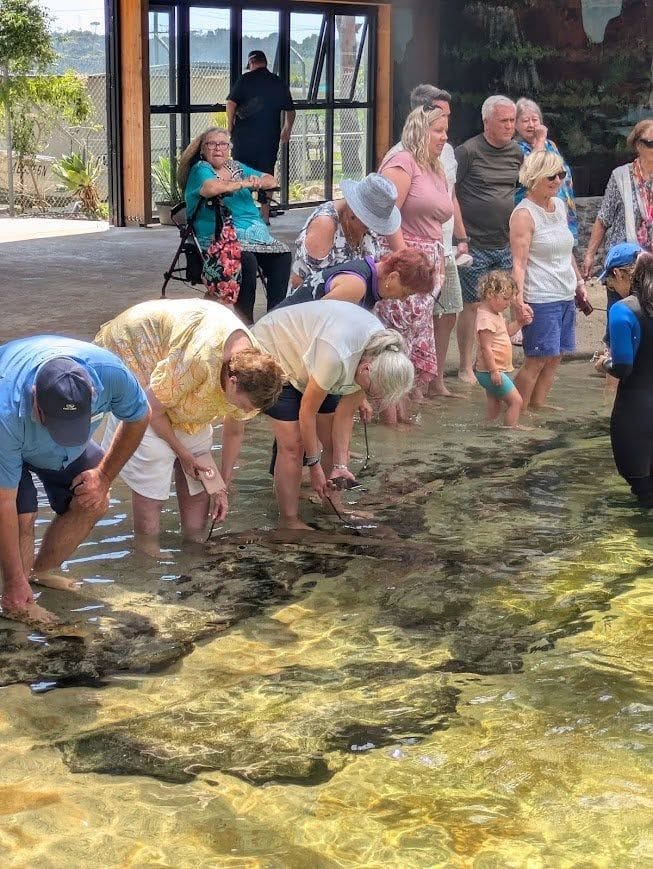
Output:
[602, 252, 653, 503]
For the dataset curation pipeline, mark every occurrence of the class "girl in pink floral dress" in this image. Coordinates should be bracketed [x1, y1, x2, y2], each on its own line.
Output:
[378, 106, 453, 423]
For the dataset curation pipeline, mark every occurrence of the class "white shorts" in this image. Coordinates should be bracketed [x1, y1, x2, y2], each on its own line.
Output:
[102, 415, 213, 501]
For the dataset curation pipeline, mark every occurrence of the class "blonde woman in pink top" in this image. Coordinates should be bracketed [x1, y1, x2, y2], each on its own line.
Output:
[377, 106, 453, 423]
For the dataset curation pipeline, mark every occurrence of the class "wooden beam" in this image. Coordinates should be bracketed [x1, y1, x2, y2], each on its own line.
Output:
[375, 4, 392, 167]
[119, 0, 151, 225]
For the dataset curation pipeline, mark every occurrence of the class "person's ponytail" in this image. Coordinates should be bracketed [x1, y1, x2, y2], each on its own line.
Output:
[361, 330, 414, 404]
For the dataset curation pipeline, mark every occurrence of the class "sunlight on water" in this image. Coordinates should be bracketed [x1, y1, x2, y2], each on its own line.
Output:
[0, 363, 651, 866]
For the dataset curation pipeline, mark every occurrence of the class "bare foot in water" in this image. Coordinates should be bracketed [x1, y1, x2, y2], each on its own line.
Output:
[457, 369, 477, 385]
[529, 403, 563, 413]
[507, 422, 535, 431]
[1, 601, 60, 629]
[409, 387, 428, 404]
[30, 570, 82, 592]
[428, 381, 465, 398]
[279, 518, 314, 531]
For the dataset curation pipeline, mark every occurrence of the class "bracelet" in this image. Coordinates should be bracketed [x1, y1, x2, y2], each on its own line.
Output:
[306, 454, 321, 467]
[454, 236, 470, 244]
[576, 279, 585, 287]
[332, 464, 349, 471]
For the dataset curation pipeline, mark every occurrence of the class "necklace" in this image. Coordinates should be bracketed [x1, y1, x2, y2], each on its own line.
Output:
[342, 210, 364, 253]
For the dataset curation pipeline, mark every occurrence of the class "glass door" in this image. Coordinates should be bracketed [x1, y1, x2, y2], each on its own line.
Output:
[148, 2, 376, 210]
[287, 11, 329, 203]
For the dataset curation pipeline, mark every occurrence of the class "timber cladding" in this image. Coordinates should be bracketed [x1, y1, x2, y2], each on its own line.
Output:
[119, 0, 152, 225]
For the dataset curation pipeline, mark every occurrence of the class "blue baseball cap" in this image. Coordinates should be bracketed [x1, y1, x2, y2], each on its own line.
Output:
[598, 242, 643, 281]
[34, 357, 93, 447]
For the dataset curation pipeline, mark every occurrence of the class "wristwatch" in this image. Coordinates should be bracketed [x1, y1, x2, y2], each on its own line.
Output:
[454, 236, 470, 244]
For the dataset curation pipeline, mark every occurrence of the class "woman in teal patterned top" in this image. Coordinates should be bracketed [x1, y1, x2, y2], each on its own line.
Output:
[178, 127, 291, 323]
[514, 98, 578, 244]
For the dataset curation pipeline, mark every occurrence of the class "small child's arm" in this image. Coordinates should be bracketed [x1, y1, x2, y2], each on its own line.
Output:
[507, 306, 532, 336]
[477, 329, 502, 385]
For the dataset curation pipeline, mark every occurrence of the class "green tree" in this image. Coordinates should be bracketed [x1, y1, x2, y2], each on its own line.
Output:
[0, 0, 57, 213]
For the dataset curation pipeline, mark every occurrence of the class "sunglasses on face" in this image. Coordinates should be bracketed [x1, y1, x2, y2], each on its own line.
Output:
[638, 138, 653, 149]
[546, 171, 566, 181]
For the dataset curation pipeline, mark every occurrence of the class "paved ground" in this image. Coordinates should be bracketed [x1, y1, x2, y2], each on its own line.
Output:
[0, 212, 608, 364]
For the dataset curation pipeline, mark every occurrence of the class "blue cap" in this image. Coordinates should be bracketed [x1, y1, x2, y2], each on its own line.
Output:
[598, 242, 643, 281]
[34, 357, 93, 447]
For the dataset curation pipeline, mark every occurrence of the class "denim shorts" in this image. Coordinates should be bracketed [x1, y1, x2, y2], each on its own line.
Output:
[475, 370, 516, 398]
[16, 441, 104, 516]
[522, 299, 576, 357]
[265, 383, 340, 421]
[459, 246, 513, 304]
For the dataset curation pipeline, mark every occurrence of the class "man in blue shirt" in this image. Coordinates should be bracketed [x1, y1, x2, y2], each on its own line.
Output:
[0, 336, 150, 624]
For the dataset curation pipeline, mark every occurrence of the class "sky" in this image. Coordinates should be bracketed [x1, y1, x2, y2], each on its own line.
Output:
[43, 1, 325, 37]
[44, 0, 105, 32]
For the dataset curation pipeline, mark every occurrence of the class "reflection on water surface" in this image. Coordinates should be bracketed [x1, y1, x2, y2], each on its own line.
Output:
[0, 363, 651, 866]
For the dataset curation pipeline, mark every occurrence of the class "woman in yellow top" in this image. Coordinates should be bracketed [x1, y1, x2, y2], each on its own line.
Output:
[95, 299, 284, 547]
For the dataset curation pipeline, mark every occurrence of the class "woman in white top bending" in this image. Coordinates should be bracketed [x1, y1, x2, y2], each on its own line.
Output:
[252, 300, 414, 529]
[510, 151, 590, 411]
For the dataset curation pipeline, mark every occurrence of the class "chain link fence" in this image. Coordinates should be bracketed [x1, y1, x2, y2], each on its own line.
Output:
[0, 74, 108, 215]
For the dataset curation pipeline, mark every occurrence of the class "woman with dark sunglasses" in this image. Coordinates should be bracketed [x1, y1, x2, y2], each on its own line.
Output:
[509, 151, 588, 412]
[582, 119, 653, 280]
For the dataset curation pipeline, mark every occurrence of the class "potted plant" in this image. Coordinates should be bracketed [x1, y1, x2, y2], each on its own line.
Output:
[152, 155, 181, 225]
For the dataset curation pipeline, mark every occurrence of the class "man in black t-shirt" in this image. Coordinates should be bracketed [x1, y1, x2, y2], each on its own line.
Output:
[226, 51, 295, 221]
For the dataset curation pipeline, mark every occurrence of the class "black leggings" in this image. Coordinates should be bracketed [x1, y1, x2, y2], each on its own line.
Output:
[237, 250, 292, 323]
[611, 397, 653, 505]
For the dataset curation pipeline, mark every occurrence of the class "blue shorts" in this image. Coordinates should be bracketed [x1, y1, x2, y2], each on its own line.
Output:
[16, 441, 104, 516]
[265, 383, 340, 422]
[475, 370, 516, 398]
[459, 246, 513, 304]
[522, 299, 576, 357]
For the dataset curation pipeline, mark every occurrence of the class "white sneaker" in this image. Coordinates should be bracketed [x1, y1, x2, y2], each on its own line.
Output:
[455, 253, 473, 268]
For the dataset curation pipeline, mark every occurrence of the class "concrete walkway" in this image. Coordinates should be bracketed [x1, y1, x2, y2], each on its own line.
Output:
[0, 212, 608, 362]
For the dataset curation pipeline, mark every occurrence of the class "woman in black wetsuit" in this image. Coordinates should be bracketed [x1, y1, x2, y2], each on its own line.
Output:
[601, 252, 653, 504]
[274, 248, 435, 311]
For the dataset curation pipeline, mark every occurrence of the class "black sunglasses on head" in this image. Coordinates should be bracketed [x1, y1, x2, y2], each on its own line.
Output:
[546, 171, 567, 181]
[638, 138, 653, 148]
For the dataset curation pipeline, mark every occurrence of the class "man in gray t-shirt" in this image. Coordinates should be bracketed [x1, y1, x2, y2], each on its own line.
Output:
[454, 95, 523, 383]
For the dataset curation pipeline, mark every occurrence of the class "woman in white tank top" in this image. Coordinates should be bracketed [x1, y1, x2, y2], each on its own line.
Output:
[510, 151, 590, 412]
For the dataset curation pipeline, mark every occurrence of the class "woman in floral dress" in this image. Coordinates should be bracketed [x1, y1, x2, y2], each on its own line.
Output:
[377, 105, 453, 423]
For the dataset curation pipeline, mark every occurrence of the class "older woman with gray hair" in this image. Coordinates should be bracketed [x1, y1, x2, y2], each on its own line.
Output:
[514, 97, 578, 243]
[252, 300, 413, 528]
[510, 151, 589, 412]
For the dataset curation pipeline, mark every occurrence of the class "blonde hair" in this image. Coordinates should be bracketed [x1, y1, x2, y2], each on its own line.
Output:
[519, 150, 564, 190]
[628, 119, 653, 151]
[178, 127, 229, 189]
[361, 330, 414, 404]
[478, 270, 518, 302]
[400, 106, 446, 174]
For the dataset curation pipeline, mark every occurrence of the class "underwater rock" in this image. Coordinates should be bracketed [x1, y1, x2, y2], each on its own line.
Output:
[57, 670, 459, 785]
[0, 549, 344, 688]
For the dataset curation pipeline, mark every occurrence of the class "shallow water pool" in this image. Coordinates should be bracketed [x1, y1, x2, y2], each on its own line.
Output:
[0, 362, 651, 867]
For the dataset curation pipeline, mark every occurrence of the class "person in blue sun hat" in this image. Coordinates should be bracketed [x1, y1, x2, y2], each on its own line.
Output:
[600, 242, 643, 346]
